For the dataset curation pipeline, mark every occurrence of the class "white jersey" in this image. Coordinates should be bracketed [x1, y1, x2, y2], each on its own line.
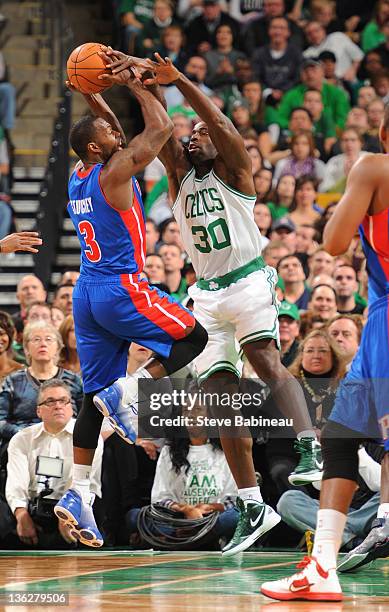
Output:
[173, 167, 262, 280]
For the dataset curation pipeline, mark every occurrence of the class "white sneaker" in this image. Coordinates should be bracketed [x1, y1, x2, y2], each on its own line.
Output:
[260, 556, 343, 601]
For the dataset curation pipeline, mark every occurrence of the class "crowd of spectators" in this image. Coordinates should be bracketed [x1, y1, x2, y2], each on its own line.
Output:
[0, 0, 386, 550]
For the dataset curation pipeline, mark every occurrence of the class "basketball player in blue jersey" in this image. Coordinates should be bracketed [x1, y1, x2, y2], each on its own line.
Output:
[260, 107, 389, 600]
[54, 67, 208, 547]
[103, 50, 323, 557]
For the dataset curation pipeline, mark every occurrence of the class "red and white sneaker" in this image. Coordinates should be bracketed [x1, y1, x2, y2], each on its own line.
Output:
[260, 556, 343, 601]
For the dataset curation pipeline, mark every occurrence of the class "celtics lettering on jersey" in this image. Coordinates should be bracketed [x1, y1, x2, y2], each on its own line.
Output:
[173, 168, 262, 280]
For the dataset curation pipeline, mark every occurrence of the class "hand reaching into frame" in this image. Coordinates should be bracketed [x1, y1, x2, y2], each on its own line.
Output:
[0, 232, 42, 254]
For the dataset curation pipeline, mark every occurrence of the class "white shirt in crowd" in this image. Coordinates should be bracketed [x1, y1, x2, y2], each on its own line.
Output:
[319, 151, 369, 192]
[151, 443, 238, 506]
[303, 32, 364, 78]
[6, 418, 103, 514]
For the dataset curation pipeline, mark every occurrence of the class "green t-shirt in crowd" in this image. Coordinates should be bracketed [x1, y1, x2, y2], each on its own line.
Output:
[119, 0, 154, 23]
[145, 175, 169, 215]
[267, 201, 290, 220]
[171, 277, 188, 302]
[168, 105, 198, 121]
[361, 20, 386, 53]
[314, 111, 336, 139]
[276, 82, 350, 131]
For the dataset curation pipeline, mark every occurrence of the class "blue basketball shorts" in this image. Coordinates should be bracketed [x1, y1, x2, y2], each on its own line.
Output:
[72, 273, 194, 393]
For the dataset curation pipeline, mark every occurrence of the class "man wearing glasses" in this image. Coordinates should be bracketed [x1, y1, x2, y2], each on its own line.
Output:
[1, 380, 102, 548]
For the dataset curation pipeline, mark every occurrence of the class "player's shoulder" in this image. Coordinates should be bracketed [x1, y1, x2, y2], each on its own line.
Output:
[353, 152, 389, 173]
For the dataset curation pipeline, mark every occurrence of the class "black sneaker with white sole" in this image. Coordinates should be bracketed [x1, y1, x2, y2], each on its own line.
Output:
[337, 518, 389, 573]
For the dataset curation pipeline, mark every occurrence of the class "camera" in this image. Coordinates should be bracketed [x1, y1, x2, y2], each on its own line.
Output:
[28, 456, 64, 525]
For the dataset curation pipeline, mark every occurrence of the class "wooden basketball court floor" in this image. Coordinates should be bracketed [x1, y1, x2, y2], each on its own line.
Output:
[0, 550, 388, 611]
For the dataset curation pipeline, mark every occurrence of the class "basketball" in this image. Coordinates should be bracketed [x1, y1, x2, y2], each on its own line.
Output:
[67, 42, 109, 94]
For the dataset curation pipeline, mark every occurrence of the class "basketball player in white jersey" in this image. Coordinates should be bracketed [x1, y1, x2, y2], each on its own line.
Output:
[105, 50, 322, 555]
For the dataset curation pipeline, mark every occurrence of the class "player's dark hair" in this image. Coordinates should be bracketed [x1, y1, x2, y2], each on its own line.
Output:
[69, 115, 99, 160]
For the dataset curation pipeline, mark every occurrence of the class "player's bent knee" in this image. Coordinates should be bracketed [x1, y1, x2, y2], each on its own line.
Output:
[321, 420, 360, 482]
[187, 320, 208, 356]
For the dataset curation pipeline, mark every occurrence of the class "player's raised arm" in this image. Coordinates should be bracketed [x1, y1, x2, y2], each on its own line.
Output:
[66, 80, 127, 147]
[142, 78, 191, 202]
[103, 50, 191, 202]
[98, 68, 173, 207]
[150, 54, 252, 179]
[323, 154, 379, 255]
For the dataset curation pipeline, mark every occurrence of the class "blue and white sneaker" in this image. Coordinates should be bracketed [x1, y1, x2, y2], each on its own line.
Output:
[54, 489, 103, 548]
[93, 381, 137, 444]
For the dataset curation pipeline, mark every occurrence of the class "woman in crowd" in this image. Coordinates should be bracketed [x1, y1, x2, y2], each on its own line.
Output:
[241, 80, 266, 126]
[58, 315, 81, 376]
[273, 131, 326, 186]
[247, 145, 263, 175]
[123, 382, 239, 549]
[266, 174, 296, 220]
[0, 321, 83, 445]
[288, 175, 322, 228]
[253, 167, 273, 202]
[0, 312, 22, 385]
[253, 202, 272, 246]
[230, 100, 272, 160]
[274, 131, 326, 182]
[51, 306, 65, 330]
[289, 329, 346, 434]
[265, 329, 345, 500]
[320, 127, 367, 193]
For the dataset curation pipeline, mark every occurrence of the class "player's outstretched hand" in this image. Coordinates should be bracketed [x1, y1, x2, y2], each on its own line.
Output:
[0, 232, 42, 254]
[143, 53, 180, 86]
[99, 47, 154, 79]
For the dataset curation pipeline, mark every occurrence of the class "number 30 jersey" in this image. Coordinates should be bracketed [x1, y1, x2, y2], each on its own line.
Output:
[173, 167, 263, 280]
[67, 163, 146, 278]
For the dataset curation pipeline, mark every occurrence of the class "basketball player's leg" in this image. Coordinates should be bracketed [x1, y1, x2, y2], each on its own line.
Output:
[91, 279, 207, 433]
[55, 287, 127, 547]
[190, 299, 259, 490]
[337, 319, 389, 572]
[233, 269, 319, 484]
[190, 297, 281, 555]
[259, 341, 371, 599]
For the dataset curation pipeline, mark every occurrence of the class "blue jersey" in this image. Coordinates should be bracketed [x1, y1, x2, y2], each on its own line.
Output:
[67, 164, 146, 277]
[359, 210, 389, 305]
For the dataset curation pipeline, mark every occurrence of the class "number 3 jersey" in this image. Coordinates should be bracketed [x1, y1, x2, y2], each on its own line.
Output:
[173, 167, 262, 280]
[67, 163, 146, 277]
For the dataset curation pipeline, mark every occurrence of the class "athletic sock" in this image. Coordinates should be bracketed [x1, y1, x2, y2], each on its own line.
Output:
[238, 486, 263, 504]
[312, 509, 347, 571]
[116, 367, 152, 404]
[71, 464, 94, 505]
[377, 503, 389, 519]
[297, 429, 317, 440]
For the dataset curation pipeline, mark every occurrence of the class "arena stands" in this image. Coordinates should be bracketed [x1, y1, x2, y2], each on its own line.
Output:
[0, 2, 387, 585]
